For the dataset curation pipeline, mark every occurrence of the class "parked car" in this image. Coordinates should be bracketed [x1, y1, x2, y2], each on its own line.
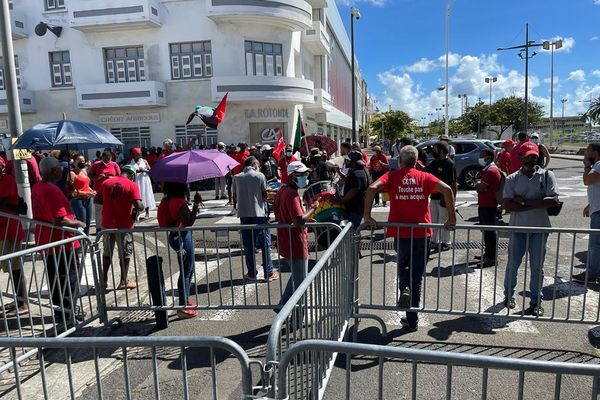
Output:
[416, 139, 497, 190]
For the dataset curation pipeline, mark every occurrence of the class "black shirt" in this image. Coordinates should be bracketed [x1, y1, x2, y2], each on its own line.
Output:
[261, 157, 278, 180]
[309, 160, 335, 182]
[425, 158, 456, 200]
[343, 168, 368, 214]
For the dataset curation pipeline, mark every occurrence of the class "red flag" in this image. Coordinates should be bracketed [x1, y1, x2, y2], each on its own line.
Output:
[272, 129, 285, 161]
[214, 92, 228, 125]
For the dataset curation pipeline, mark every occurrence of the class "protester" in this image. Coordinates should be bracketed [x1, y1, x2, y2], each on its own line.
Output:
[308, 148, 335, 182]
[509, 132, 529, 174]
[529, 133, 551, 168]
[233, 156, 278, 281]
[342, 150, 369, 228]
[573, 143, 600, 284]
[0, 157, 29, 316]
[157, 182, 202, 319]
[352, 142, 369, 164]
[89, 150, 121, 232]
[273, 161, 318, 320]
[214, 142, 228, 200]
[425, 141, 457, 251]
[159, 139, 175, 160]
[100, 164, 144, 291]
[260, 144, 279, 182]
[363, 145, 456, 332]
[390, 138, 402, 158]
[146, 147, 158, 168]
[231, 143, 250, 176]
[278, 145, 297, 185]
[66, 154, 96, 235]
[439, 135, 455, 160]
[502, 142, 560, 317]
[475, 148, 501, 268]
[33, 157, 86, 322]
[130, 148, 156, 220]
[369, 145, 389, 207]
[497, 139, 514, 175]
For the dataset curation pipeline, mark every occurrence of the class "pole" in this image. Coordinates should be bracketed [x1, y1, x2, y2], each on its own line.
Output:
[489, 80, 493, 106]
[524, 23, 530, 134]
[381, 119, 384, 145]
[0, 0, 31, 217]
[444, 3, 450, 137]
[549, 44, 554, 147]
[350, 12, 357, 143]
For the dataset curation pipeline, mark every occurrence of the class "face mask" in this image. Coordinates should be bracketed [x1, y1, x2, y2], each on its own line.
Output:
[77, 162, 86, 169]
[236, 147, 240, 152]
[285, 151, 292, 157]
[296, 175, 309, 188]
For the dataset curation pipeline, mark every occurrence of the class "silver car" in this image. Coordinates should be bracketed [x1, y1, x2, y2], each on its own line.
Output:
[416, 139, 497, 190]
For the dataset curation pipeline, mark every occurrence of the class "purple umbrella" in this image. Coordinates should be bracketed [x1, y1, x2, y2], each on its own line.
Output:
[149, 150, 239, 183]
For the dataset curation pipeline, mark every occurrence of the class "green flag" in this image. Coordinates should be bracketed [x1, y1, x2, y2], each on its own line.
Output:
[293, 113, 304, 151]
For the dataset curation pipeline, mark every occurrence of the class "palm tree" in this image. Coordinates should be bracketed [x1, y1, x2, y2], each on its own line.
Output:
[586, 97, 600, 124]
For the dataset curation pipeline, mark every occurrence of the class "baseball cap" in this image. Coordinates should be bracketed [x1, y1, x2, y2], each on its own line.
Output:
[520, 142, 539, 158]
[502, 139, 515, 147]
[217, 142, 225, 147]
[121, 164, 137, 176]
[347, 150, 365, 165]
[260, 144, 272, 152]
[287, 160, 310, 175]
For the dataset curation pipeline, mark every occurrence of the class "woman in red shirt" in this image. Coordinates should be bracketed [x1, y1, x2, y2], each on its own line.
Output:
[66, 154, 96, 235]
[157, 182, 202, 319]
[369, 146, 389, 206]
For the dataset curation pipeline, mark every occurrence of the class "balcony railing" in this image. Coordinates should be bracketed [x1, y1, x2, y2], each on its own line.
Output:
[70, 0, 161, 32]
[207, 0, 312, 31]
[76, 81, 167, 109]
[212, 75, 314, 104]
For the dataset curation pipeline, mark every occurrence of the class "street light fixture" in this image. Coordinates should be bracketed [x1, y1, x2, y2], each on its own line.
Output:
[458, 94, 468, 115]
[350, 6, 361, 143]
[443, 1, 456, 137]
[561, 98, 568, 137]
[542, 39, 562, 147]
[484, 76, 497, 106]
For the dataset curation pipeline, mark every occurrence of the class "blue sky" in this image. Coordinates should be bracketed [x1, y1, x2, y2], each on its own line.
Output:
[337, 0, 600, 121]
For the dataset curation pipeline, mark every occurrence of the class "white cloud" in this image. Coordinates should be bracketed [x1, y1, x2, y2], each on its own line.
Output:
[539, 37, 575, 53]
[543, 76, 560, 84]
[438, 52, 461, 68]
[336, 0, 387, 6]
[591, 36, 599, 41]
[593, 70, 600, 78]
[595, 0, 600, 5]
[402, 52, 461, 73]
[405, 58, 437, 73]
[568, 69, 586, 81]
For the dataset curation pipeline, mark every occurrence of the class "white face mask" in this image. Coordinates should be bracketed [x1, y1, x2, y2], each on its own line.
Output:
[478, 158, 487, 167]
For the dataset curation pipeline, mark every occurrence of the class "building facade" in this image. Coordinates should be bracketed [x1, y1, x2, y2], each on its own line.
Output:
[1, 0, 368, 152]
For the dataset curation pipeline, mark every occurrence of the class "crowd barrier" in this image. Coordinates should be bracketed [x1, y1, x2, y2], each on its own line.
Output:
[355, 222, 600, 324]
[0, 336, 261, 400]
[275, 340, 600, 400]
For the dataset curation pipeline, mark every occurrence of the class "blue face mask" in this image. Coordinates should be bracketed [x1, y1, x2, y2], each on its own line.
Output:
[296, 175, 309, 188]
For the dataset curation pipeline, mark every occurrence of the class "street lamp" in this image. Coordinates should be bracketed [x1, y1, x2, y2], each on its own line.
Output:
[350, 6, 361, 143]
[485, 76, 497, 106]
[561, 98, 568, 136]
[444, 1, 456, 137]
[458, 94, 468, 115]
[543, 39, 563, 146]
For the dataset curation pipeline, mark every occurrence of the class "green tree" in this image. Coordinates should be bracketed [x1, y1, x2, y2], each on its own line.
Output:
[487, 96, 544, 138]
[585, 96, 600, 124]
[369, 110, 413, 141]
[454, 101, 492, 135]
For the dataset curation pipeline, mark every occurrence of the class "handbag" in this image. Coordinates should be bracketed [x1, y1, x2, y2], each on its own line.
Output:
[544, 170, 563, 216]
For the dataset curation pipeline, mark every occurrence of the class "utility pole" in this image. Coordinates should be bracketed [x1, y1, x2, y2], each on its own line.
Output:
[444, 3, 451, 137]
[561, 98, 568, 137]
[0, 0, 31, 216]
[543, 39, 562, 147]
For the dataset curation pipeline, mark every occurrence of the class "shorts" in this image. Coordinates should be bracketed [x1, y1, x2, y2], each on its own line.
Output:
[102, 232, 134, 260]
[0, 240, 23, 272]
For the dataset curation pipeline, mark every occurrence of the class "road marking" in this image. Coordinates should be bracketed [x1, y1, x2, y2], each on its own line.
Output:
[215, 216, 241, 225]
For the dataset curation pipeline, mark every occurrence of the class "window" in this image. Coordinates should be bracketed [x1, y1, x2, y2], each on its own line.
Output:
[245, 41, 283, 76]
[104, 46, 145, 83]
[170, 41, 212, 80]
[454, 142, 478, 155]
[45, 0, 65, 11]
[175, 125, 218, 148]
[49, 51, 72, 87]
[109, 127, 151, 153]
[0, 56, 21, 90]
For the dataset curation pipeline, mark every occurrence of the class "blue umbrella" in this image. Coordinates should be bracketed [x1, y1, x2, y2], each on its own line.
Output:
[11, 120, 122, 150]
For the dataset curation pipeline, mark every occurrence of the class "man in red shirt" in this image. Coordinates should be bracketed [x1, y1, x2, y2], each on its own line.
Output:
[277, 145, 297, 185]
[497, 139, 514, 175]
[158, 139, 175, 160]
[273, 161, 318, 322]
[100, 164, 144, 291]
[33, 157, 86, 323]
[509, 132, 529, 174]
[369, 145, 389, 207]
[475, 148, 502, 268]
[0, 158, 29, 316]
[90, 150, 121, 232]
[363, 145, 455, 332]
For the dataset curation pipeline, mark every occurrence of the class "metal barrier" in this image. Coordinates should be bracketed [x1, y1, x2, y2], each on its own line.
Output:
[355, 221, 600, 324]
[275, 339, 600, 400]
[0, 336, 261, 400]
[94, 222, 342, 317]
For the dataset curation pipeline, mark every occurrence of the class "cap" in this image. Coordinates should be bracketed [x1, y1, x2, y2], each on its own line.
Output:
[310, 147, 320, 154]
[372, 145, 382, 152]
[439, 135, 450, 141]
[121, 164, 137, 176]
[217, 142, 225, 147]
[131, 147, 142, 155]
[502, 139, 515, 147]
[287, 160, 310, 175]
[520, 142, 539, 158]
[347, 150, 365, 165]
[260, 144, 272, 152]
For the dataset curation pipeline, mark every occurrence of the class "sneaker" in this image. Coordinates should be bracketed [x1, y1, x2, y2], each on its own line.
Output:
[244, 273, 257, 281]
[397, 288, 411, 309]
[440, 243, 451, 252]
[529, 303, 544, 317]
[482, 257, 496, 268]
[503, 297, 516, 309]
[572, 272, 598, 284]
[266, 272, 280, 282]
[400, 317, 418, 332]
[177, 309, 197, 319]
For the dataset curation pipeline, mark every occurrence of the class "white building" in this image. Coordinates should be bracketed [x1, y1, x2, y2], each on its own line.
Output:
[1, 0, 368, 152]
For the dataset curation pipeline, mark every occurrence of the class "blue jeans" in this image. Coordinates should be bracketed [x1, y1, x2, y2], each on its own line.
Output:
[168, 231, 195, 306]
[279, 259, 308, 306]
[588, 211, 600, 279]
[70, 198, 92, 235]
[395, 237, 429, 327]
[240, 217, 273, 278]
[504, 232, 548, 305]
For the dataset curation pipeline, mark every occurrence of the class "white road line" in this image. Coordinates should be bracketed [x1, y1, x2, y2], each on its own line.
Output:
[199, 210, 232, 216]
[215, 216, 241, 225]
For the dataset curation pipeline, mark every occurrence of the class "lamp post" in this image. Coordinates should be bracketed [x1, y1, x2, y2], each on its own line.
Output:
[561, 98, 568, 137]
[443, 2, 456, 137]
[458, 94, 468, 115]
[485, 76, 497, 106]
[543, 39, 563, 147]
[350, 6, 361, 143]
[436, 107, 442, 120]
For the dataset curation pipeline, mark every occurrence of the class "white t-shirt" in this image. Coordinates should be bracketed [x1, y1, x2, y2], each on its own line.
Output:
[588, 161, 600, 214]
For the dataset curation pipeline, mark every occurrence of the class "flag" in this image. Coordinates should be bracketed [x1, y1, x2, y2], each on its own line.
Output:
[185, 92, 228, 129]
[272, 129, 285, 161]
[293, 113, 304, 152]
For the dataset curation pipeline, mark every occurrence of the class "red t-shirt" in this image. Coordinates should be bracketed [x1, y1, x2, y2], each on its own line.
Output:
[231, 151, 250, 175]
[498, 151, 511, 172]
[377, 168, 440, 238]
[478, 164, 501, 208]
[278, 155, 297, 184]
[31, 182, 79, 251]
[361, 151, 369, 165]
[509, 142, 526, 174]
[101, 176, 141, 229]
[369, 154, 389, 172]
[6, 157, 41, 187]
[157, 197, 188, 228]
[90, 160, 121, 202]
[158, 149, 174, 160]
[0, 174, 25, 242]
[146, 153, 158, 167]
[274, 185, 308, 259]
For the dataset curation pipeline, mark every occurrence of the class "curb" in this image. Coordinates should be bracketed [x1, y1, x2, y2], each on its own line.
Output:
[551, 154, 584, 161]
